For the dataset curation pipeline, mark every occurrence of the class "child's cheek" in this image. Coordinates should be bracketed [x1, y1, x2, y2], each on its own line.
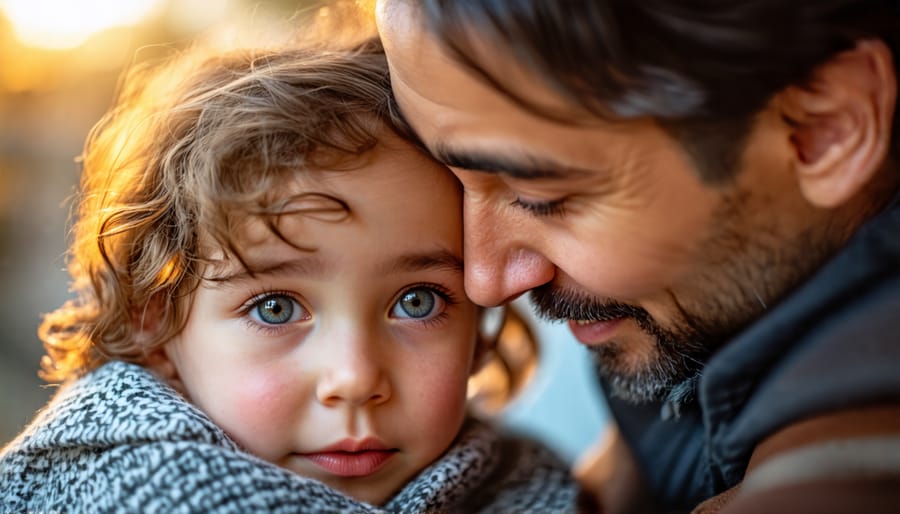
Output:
[217, 371, 300, 459]
[414, 362, 470, 440]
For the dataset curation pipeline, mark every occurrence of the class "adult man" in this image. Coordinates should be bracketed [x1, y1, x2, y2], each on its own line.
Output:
[376, 1, 900, 512]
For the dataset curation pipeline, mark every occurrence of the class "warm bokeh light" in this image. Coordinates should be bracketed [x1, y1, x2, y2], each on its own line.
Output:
[0, 0, 164, 50]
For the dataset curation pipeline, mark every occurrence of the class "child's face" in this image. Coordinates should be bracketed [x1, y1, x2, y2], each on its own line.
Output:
[161, 134, 478, 505]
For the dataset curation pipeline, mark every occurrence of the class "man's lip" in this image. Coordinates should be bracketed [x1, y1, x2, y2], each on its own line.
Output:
[567, 318, 624, 345]
[299, 438, 397, 477]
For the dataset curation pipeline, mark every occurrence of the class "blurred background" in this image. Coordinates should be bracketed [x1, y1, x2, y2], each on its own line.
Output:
[0, 0, 607, 465]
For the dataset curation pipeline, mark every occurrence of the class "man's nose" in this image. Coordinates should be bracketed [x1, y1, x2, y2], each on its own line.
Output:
[315, 331, 391, 408]
[461, 186, 555, 307]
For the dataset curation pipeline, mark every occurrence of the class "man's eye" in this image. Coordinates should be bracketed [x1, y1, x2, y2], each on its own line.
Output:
[249, 294, 306, 325]
[391, 286, 447, 319]
[510, 197, 567, 217]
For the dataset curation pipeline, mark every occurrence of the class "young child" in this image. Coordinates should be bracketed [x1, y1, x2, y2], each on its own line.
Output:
[0, 34, 580, 513]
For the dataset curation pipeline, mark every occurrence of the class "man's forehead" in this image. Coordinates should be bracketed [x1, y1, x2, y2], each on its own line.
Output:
[377, 2, 462, 96]
[377, 0, 591, 120]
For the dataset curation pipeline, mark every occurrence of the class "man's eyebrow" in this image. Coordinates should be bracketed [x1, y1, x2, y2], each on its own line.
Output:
[388, 93, 588, 180]
[381, 249, 464, 276]
[208, 257, 329, 286]
[433, 144, 590, 180]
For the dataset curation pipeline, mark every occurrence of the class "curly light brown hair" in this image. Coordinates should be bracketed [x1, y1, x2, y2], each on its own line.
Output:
[38, 33, 404, 382]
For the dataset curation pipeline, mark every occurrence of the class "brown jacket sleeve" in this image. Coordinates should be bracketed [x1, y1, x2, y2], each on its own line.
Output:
[701, 404, 900, 514]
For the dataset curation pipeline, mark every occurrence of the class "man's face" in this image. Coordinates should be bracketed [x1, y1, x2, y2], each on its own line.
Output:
[377, 1, 831, 402]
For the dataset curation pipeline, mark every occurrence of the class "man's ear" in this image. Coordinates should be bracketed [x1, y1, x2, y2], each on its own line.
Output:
[780, 39, 896, 208]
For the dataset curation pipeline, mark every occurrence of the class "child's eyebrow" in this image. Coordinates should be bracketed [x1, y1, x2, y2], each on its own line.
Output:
[382, 249, 464, 275]
[207, 257, 329, 287]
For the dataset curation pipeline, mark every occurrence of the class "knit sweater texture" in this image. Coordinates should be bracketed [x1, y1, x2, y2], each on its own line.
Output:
[0, 361, 579, 513]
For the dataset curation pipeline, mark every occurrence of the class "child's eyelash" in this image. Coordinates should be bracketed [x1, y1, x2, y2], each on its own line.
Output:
[419, 311, 451, 329]
[510, 197, 567, 218]
[410, 283, 458, 306]
[240, 289, 300, 312]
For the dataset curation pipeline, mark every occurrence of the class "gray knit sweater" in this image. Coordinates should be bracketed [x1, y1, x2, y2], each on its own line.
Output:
[0, 361, 579, 513]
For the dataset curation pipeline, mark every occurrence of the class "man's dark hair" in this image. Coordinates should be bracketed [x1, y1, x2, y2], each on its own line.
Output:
[417, 0, 900, 182]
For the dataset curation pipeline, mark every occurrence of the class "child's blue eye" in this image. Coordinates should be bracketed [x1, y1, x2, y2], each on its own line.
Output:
[250, 294, 304, 325]
[392, 286, 445, 319]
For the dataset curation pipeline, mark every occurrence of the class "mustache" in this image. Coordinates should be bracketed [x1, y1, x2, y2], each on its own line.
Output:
[529, 282, 652, 325]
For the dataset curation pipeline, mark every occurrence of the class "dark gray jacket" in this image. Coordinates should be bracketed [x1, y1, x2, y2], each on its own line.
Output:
[608, 195, 900, 511]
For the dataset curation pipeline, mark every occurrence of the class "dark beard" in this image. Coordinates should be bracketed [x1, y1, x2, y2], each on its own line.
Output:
[527, 191, 842, 406]
[529, 283, 724, 405]
[526, 170, 861, 408]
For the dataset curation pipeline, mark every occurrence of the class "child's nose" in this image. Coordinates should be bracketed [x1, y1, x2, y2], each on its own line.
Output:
[315, 336, 391, 407]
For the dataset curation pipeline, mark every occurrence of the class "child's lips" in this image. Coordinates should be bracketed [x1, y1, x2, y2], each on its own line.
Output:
[300, 438, 398, 477]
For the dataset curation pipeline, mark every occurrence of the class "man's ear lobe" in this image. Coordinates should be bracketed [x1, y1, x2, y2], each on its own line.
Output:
[781, 39, 896, 208]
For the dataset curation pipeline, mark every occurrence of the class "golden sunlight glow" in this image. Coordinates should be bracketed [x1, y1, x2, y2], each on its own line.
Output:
[0, 0, 163, 50]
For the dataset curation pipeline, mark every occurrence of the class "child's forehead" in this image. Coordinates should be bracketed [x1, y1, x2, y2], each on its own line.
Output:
[201, 169, 462, 275]
[198, 191, 345, 270]
[194, 132, 462, 277]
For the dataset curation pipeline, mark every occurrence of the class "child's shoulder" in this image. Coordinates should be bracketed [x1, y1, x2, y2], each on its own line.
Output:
[388, 417, 582, 513]
[0, 361, 226, 512]
[0, 361, 382, 513]
[469, 418, 584, 513]
[15, 361, 231, 451]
